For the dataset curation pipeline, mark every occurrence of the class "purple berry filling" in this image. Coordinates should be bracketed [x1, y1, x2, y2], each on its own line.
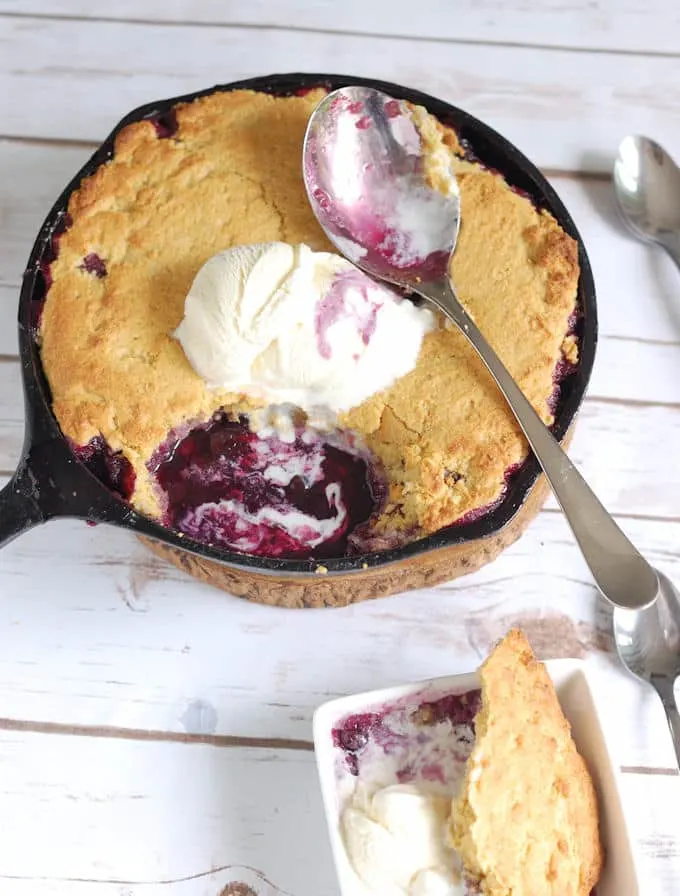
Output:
[333, 687, 481, 777]
[309, 181, 451, 281]
[150, 109, 179, 139]
[415, 689, 482, 727]
[72, 436, 136, 501]
[32, 213, 73, 332]
[548, 307, 581, 416]
[148, 413, 385, 560]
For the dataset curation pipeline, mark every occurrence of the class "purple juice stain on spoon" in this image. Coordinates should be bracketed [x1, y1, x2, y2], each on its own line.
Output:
[304, 87, 458, 284]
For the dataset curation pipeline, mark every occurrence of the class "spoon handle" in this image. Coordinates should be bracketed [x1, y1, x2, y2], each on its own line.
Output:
[660, 232, 680, 272]
[652, 677, 680, 769]
[423, 278, 658, 610]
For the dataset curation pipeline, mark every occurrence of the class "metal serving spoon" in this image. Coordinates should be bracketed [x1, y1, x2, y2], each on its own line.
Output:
[614, 571, 680, 766]
[613, 134, 680, 764]
[302, 85, 659, 611]
[614, 135, 680, 271]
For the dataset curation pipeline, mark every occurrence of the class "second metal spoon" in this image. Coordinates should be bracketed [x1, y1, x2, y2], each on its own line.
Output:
[614, 571, 680, 767]
[303, 85, 659, 611]
[614, 135, 680, 271]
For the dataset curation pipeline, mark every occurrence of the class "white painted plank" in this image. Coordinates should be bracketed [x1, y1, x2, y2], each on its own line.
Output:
[0, 287, 19, 356]
[0, 729, 676, 895]
[553, 178, 680, 347]
[3, 353, 679, 516]
[1, 0, 678, 54]
[0, 731, 338, 894]
[0, 502, 678, 769]
[589, 336, 680, 405]
[0, 140, 92, 293]
[622, 774, 680, 894]
[22, 283, 680, 390]
[0, 876, 301, 896]
[0, 362, 23, 471]
[0, 140, 95, 358]
[541, 400, 680, 518]
[0, 18, 678, 172]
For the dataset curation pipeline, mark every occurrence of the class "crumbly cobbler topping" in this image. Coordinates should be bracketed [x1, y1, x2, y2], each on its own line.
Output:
[39, 88, 578, 549]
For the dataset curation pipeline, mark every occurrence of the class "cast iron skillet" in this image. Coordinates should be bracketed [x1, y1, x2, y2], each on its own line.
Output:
[0, 72, 597, 576]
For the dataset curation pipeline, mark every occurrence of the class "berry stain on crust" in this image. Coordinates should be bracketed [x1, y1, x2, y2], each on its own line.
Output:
[78, 253, 107, 278]
[150, 109, 179, 139]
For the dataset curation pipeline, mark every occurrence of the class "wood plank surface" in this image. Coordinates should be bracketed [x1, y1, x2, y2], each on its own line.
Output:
[0, 17, 678, 171]
[0, 731, 337, 894]
[0, 3, 678, 892]
[3, 143, 680, 354]
[0, 729, 674, 895]
[0, 498, 677, 770]
[1, 0, 679, 54]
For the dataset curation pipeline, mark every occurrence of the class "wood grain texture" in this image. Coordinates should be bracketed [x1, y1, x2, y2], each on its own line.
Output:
[0, 17, 679, 171]
[0, 729, 676, 895]
[0, 730, 338, 894]
[0, 494, 678, 770]
[1, 0, 679, 54]
[0, 4, 678, 890]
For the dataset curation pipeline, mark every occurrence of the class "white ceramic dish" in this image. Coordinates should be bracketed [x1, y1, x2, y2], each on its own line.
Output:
[313, 659, 640, 896]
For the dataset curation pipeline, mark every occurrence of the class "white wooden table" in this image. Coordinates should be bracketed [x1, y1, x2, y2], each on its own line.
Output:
[0, 2, 679, 893]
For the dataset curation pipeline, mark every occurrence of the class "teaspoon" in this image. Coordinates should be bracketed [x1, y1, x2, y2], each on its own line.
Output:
[612, 135, 680, 763]
[303, 85, 659, 612]
[614, 571, 680, 766]
[614, 135, 680, 271]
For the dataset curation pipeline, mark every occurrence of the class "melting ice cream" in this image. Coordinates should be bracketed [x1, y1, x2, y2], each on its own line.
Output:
[174, 242, 435, 414]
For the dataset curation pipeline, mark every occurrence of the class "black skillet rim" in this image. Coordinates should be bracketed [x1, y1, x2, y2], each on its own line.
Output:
[18, 72, 598, 577]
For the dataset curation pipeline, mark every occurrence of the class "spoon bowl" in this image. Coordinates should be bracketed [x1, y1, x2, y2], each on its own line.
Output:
[304, 86, 659, 611]
[614, 571, 680, 767]
[303, 85, 459, 289]
[613, 135, 680, 269]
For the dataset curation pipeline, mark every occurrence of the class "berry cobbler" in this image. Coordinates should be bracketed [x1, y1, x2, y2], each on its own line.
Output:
[330, 631, 602, 895]
[38, 88, 579, 560]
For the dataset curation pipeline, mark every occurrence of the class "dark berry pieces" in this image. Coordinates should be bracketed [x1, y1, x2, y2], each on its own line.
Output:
[79, 253, 107, 278]
[73, 436, 136, 501]
[151, 109, 178, 139]
[148, 413, 383, 560]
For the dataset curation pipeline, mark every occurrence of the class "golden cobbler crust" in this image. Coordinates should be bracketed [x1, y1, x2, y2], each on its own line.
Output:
[39, 88, 579, 536]
[451, 630, 602, 896]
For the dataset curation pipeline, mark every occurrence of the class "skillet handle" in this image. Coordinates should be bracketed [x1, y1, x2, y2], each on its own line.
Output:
[0, 429, 132, 553]
[0, 461, 45, 548]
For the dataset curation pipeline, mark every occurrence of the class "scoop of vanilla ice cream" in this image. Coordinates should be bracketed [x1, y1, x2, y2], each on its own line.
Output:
[341, 783, 465, 895]
[174, 242, 434, 413]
